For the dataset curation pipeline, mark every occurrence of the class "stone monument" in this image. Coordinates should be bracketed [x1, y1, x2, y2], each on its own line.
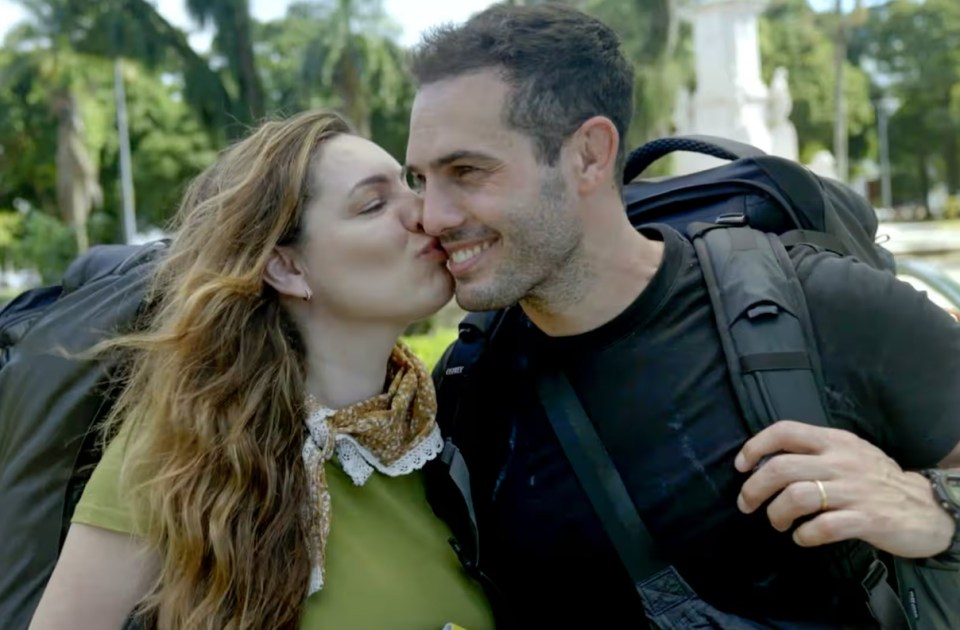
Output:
[672, 0, 801, 175]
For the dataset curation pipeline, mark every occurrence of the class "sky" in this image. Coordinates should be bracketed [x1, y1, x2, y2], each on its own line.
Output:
[0, 0, 495, 49]
[0, 1, 888, 49]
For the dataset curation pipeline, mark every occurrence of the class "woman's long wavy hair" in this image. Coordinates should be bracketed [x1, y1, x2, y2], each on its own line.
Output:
[101, 110, 352, 629]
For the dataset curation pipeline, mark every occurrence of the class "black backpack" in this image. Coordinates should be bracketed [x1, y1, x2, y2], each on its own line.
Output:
[0, 240, 166, 630]
[430, 136, 959, 630]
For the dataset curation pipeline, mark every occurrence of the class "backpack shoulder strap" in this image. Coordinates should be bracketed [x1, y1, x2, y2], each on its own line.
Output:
[428, 308, 513, 613]
[536, 366, 668, 599]
[687, 222, 832, 433]
[434, 309, 509, 433]
[688, 223, 909, 630]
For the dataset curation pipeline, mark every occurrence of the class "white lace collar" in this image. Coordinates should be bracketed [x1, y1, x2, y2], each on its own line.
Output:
[303, 405, 444, 485]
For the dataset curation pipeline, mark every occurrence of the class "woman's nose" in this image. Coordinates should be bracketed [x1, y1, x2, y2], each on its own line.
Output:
[398, 191, 425, 234]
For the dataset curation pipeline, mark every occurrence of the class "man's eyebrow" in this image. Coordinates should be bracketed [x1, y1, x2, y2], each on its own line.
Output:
[428, 150, 499, 170]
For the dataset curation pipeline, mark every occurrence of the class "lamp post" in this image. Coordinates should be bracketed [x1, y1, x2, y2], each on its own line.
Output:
[876, 95, 901, 210]
[115, 58, 137, 244]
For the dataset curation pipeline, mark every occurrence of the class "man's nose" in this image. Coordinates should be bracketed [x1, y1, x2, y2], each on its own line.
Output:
[420, 184, 465, 237]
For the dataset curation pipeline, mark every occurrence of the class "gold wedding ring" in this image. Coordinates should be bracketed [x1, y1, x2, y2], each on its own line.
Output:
[814, 480, 829, 511]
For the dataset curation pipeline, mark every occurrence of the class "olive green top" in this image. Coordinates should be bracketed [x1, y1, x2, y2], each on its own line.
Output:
[73, 432, 495, 630]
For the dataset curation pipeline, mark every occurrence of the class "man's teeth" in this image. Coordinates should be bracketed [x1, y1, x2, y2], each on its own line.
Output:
[450, 242, 492, 265]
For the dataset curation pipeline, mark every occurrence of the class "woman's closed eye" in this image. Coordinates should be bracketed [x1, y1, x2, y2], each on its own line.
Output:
[359, 198, 387, 215]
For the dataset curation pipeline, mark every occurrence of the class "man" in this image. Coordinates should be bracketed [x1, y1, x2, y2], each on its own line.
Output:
[404, 3, 960, 628]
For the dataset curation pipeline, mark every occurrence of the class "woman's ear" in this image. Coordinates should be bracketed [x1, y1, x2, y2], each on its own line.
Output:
[264, 247, 312, 301]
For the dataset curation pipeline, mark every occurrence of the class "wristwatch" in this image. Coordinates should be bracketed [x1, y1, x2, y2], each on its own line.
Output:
[919, 469, 960, 568]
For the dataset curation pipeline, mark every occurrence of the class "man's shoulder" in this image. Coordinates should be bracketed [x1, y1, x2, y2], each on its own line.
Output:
[791, 246, 899, 311]
[789, 244, 958, 364]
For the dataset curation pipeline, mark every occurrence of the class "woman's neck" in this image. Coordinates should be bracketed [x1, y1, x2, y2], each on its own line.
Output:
[300, 321, 404, 410]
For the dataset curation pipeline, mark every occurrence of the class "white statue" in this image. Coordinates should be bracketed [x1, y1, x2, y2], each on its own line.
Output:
[673, 86, 693, 135]
[767, 67, 799, 161]
[807, 150, 839, 180]
[673, 0, 774, 175]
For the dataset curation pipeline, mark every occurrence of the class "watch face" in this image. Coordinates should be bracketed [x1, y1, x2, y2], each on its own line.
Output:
[946, 473, 960, 504]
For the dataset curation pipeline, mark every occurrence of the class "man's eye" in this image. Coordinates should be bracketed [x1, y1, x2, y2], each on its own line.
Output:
[453, 165, 479, 178]
[404, 170, 425, 192]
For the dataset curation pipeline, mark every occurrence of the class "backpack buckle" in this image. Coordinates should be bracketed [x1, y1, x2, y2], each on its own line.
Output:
[716, 213, 748, 226]
[448, 537, 478, 573]
[861, 558, 889, 593]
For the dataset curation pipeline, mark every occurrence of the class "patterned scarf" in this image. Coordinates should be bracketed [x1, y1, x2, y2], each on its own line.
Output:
[300, 342, 442, 595]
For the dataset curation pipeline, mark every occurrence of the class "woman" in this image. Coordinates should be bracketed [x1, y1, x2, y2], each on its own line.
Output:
[29, 110, 493, 630]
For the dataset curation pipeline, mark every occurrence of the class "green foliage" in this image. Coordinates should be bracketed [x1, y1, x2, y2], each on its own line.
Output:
[184, 0, 266, 121]
[1, 0, 415, 282]
[10, 210, 77, 283]
[760, 0, 875, 166]
[256, 0, 410, 140]
[402, 327, 458, 371]
[581, 0, 693, 154]
[0, 212, 24, 267]
[851, 0, 960, 200]
[99, 64, 217, 233]
[0, 37, 215, 260]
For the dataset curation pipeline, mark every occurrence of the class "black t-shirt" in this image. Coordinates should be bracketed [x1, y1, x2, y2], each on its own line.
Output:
[446, 225, 960, 628]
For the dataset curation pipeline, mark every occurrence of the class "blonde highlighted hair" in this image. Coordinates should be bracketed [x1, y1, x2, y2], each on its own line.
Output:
[101, 110, 352, 629]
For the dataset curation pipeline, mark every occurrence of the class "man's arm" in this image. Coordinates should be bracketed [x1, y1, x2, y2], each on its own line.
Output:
[735, 252, 960, 558]
[940, 443, 960, 469]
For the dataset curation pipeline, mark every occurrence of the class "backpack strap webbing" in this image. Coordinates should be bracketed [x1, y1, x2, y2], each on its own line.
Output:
[688, 223, 909, 630]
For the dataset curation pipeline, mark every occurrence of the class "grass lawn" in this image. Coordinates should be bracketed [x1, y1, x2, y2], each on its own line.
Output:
[402, 327, 458, 371]
[0, 286, 22, 308]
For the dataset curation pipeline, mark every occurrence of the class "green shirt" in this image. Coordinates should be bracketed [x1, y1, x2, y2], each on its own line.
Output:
[73, 433, 495, 630]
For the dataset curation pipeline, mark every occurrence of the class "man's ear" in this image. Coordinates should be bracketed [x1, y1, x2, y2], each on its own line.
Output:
[264, 246, 311, 300]
[570, 116, 620, 194]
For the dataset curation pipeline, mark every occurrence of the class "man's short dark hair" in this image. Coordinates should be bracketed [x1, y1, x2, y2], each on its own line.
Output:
[410, 3, 635, 181]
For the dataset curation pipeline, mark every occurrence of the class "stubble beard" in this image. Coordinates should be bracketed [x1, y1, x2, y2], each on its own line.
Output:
[455, 167, 587, 313]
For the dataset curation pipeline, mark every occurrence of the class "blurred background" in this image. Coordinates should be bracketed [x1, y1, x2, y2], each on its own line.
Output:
[1, 0, 960, 365]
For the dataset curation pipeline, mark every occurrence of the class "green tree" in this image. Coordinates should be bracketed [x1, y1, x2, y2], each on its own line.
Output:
[760, 0, 874, 166]
[1, 1, 112, 253]
[256, 1, 411, 145]
[92, 63, 217, 239]
[57, 0, 252, 139]
[582, 0, 691, 150]
[185, 0, 266, 122]
[1, 4, 218, 279]
[851, 0, 960, 200]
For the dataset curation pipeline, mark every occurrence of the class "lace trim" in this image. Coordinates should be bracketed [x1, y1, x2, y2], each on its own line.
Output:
[308, 565, 324, 596]
[334, 424, 444, 485]
[304, 406, 444, 486]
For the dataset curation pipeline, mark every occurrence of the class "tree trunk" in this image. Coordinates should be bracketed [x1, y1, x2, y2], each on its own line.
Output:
[53, 89, 100, 253]
[338, 42, 371, 138]
[231, 7, 265, 121]
[944, 130, 960, 195]
[115, 57, 137, 243]
[833, 0, 848, 183]
[918, 153, 931, 218]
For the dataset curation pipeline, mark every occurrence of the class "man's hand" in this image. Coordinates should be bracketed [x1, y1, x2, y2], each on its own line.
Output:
[734, 420, 955, 559]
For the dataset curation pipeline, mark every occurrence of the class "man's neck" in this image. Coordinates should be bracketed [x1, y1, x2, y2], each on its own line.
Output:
[521, 213, 665, 338]
[300, 318, 404, 410]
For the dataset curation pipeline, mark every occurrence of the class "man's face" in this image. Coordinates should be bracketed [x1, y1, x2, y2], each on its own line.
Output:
[405, 70, 583, 312]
